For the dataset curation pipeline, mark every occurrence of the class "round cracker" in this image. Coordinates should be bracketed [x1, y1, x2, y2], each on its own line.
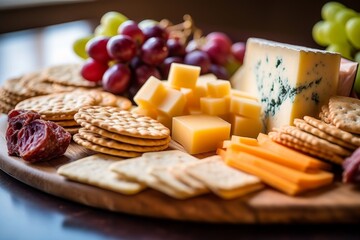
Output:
[73, 133, 141, 158]
[52, 119, 79, 127]
[43, 63, 97, 87]
[328, 96, 360, 134]
[75, 106, 170, 139]
[15, 91, 96, 116]
[76, 117, 171, 146]
[78, 129, 169, 152]
[3, 75, 37, 98]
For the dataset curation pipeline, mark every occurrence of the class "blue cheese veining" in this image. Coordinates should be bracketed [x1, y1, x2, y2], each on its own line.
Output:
[235, 38, 341, 132]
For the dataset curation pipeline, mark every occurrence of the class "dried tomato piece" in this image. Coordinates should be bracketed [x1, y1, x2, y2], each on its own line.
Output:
[6, 109, 41, 155]
[6, 109, 71, 162]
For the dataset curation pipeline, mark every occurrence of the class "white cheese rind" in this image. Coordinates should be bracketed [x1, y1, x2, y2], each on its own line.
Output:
[238, 38, 341, 132]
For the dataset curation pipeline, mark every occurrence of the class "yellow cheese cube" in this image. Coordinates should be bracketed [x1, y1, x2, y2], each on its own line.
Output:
[172, 115, 231, 154]
[168, 63, 201, 89]
[198, 73, 217, 82]
[200, 97, 230, 116]
[188, 107, 202, 115]
[157, 88, 186, 117]
[134, 76, 166, 108]
[131, 106, 157, 119]
[231, 114, 263, 138]
[230, 96, 261, 119]
[231, 89, 258, 101]
[180, 88, 196, 107]
[207, 80, 231, 98]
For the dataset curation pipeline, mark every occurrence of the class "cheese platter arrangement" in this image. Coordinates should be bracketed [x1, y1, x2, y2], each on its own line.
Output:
[1, 1, 360, 224]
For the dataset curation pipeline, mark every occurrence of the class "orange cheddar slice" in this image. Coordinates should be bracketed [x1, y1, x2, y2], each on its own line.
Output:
[231, 135, 259, 146]
[227, 141, 328, 172]
[257, 133, 331, 171]
[223, 148, 334, 195]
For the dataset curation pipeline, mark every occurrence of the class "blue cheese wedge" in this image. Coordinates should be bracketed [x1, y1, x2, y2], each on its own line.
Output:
[235, 38, 341, 132]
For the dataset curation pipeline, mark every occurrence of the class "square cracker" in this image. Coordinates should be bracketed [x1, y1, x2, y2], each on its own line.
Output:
[57, 154, 145, 195]
[110, 150, 201, 199]
[185, 155, 264, 199]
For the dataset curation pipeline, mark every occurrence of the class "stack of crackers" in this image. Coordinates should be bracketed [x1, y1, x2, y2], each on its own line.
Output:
[269, 96, 360, 165]
[58, 151, 263, 199]
[0, 63, 99, 114]
[73, 106, 171, 157]
[0, 76, 39, 114]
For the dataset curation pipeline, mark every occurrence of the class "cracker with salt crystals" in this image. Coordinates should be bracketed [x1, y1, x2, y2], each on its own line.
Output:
[185, 155, 264, 199]
[328, 96, 360, 134]
[110, 150, 200, 199]
[57, 154, 145, 195]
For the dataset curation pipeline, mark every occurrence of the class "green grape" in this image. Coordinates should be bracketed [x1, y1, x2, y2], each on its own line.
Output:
[322, 21, 347, 45]
[312, 21, 329, 46]
[100, 11, 128, 36]
[334, 8, 357, 25]
[326, 43, 352, 59]
[138, 19, 158, 30]
[346, 17, 360, 49]
[355, 51, 360, 63]
[321, 2, 345, 21]
[73, 36, 92, 59]
[94, 25, 114, 37]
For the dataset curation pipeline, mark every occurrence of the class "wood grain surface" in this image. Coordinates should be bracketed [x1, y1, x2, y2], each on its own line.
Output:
[0, 114, 360, 223]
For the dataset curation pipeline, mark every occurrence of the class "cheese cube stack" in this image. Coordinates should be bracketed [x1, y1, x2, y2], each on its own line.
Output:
[133, 63, 264, 151]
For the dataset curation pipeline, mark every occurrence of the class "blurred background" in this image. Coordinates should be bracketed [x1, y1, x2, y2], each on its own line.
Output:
[0, 0, 359, 83]
[1, 0, 359, 46]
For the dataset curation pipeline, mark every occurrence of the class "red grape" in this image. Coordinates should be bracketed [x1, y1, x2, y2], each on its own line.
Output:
[160, 56, 183, 78]
[86, 36, 111, 63]
[184, 50, 211, 74]
[167, 38, 186, 57]
[102, 63, 131, 94]
[231, 42, 246, 63]
[140, 37, 169, 66]
[142, 25, 168, 40]
[118, 20, 145, 46]
[206, 32, 232, 53]
[81, 58, 108, 82]
[202, 41, 229, 65]
[135, 64, 161, 86]
[107, 35, 137, 62]
[209, 64, 229, 79]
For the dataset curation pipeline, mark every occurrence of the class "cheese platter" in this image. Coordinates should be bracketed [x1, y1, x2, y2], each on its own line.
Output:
[1, 114, 360, 223]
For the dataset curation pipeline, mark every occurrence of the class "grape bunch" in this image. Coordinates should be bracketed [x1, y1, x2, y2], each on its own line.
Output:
[312, 2, 360, 93]
[73, 12, 246, 96]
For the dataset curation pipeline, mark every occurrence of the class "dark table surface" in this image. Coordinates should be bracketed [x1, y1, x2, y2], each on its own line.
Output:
[0, 21, 360, 240]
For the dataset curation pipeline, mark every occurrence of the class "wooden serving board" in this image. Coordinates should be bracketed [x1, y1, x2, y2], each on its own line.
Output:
[0, 114, 360, 223]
